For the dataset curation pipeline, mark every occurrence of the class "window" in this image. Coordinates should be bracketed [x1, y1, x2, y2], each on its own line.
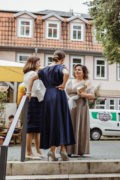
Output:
[93, 27, 106, 43]
[70, 56, 84, 77]
[118, 113, 120, 121]
[70, 23, 84, 41]
[93, 27, 98, 43]
[45, 55, 53, 66]
[118, 99, 120, 110]
[46, 21, 60, 40]
[17, 53, 32, 63]
[18, 18, 33, 38]
[95, 98, 106, 109]
[94, 58, 107, 79]
[109, 99, 115, 110]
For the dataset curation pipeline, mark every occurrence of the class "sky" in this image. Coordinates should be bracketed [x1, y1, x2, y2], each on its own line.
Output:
[0, 0, 90, 14]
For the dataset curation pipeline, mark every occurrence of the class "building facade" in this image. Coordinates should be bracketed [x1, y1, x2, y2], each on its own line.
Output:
[0, 9, 120, 109]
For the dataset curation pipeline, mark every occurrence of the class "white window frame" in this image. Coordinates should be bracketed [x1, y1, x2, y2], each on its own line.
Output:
[70, 56, 84, 78]
[109, 99, 115, 110]
[93, 27, 107, 43]
[95, 98, 106, 109]
[17, 53, 32, 63]
[117, 63, 120, 80]
[118, 99, 120, 110]
[17, 18, 33, 38]
[93, 27, 98, 43]
[46, 21, 60, 40]
[70, 23, 84, 41]
[94, 58, 107, 80]
[45, 54, 53, 66]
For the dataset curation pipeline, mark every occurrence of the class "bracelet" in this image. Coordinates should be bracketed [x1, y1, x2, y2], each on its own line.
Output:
[26, 92, 31, 94]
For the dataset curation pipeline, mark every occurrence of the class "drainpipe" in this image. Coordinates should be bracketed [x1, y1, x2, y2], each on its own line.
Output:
[35, 48, 38, 56]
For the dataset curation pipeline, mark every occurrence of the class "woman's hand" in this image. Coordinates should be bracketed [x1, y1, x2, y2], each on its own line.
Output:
[78, 92, 87, 98]
[26, 93, 31, 101]
[56, 83, 65, 90]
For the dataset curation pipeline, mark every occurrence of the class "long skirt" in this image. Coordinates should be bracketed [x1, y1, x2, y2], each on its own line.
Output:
[67, 98, 90, 155]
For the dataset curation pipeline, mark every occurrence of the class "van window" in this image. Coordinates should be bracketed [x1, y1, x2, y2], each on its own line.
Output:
[118, 113, 120, 121]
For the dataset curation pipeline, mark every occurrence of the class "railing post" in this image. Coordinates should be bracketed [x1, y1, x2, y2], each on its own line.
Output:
[0, 95, 27, 179]
[0, 146, 8, 180]
[21, 98, 28, 162]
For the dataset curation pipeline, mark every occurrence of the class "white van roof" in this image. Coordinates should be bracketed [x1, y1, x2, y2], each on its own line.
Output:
[90, 109, 120, 113]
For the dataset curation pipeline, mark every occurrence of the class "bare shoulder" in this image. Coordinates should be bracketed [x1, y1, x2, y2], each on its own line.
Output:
[62, 68, 69, 74]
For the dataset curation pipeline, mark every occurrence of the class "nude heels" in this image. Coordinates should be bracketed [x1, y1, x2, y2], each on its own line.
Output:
[47, 151, 58, 161]
[60, 150, 69, 161]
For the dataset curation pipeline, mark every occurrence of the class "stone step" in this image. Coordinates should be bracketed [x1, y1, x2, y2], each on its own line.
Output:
[6, 174, 120, 180]
[7, 160, 120, 176]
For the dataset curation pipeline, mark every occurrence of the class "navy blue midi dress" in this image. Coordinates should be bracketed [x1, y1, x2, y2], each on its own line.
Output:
[38, 64, 75, 149]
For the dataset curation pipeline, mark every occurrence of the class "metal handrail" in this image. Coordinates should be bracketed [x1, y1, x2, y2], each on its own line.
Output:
[0, 95, 28, 180]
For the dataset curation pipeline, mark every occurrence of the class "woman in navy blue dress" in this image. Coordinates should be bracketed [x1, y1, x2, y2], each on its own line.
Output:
[27, 50, 75, 161]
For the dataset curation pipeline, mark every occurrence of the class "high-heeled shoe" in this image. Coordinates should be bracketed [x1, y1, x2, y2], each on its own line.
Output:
[47, 151, 58, 161]
[60, 150, 69, 161]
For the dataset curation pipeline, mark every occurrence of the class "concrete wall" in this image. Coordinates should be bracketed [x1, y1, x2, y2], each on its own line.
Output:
[0, 51, 16, 61]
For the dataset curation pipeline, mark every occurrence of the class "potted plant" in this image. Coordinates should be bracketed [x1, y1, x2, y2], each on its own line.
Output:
[0, 91, 7, 128]
[0, 90, 7, 145]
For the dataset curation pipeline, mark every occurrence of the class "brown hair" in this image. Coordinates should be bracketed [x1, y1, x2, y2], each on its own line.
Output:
[74, 64, 89, 80]
[8, 115, 14, 120]
[23, 56, 40, 74]
[52, 50, 65, 62]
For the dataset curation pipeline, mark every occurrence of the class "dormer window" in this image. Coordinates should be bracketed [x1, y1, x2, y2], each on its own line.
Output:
[17, 18, 33, 38]
[70, 23, 84, 41]
[46, 21, 60, 40]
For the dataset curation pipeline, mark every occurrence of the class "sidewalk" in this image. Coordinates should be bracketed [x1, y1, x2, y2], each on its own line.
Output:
[8, 139, 120, 161]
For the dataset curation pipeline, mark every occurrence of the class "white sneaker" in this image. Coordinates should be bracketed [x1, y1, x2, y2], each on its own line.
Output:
[36, 153, 45, 158]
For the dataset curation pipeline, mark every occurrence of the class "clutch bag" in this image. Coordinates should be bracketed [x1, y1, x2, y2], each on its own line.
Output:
[77, 86, 86, 94]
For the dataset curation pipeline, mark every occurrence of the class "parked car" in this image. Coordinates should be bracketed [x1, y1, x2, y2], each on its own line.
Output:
[90, 109, 120, 140]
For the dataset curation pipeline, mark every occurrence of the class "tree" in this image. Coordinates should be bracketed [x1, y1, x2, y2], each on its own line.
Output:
[87, 0, 120, 64]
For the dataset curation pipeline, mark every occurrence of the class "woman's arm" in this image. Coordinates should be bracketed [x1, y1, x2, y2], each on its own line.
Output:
[78, 80, 95, 99]
[78, 92, 95, 99]
[27, 74, 39, 100]
[56, 68, 69, 90]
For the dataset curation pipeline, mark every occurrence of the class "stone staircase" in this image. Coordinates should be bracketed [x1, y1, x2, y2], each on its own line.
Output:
[6, 160, 120, 180]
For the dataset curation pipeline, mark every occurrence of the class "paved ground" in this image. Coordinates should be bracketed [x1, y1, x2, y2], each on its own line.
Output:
[7, 138, 120, 161]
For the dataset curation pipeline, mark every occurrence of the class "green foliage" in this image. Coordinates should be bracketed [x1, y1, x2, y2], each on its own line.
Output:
[87, 0, 120, 64]
[0, 91, 7, 127]
[89, 85, 100, 109]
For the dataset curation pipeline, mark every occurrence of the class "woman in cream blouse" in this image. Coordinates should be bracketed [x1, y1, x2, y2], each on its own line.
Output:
[24, 56, 46, 159]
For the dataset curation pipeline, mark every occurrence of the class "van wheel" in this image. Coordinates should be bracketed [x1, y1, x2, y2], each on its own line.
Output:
[90, 129, 101, 140]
